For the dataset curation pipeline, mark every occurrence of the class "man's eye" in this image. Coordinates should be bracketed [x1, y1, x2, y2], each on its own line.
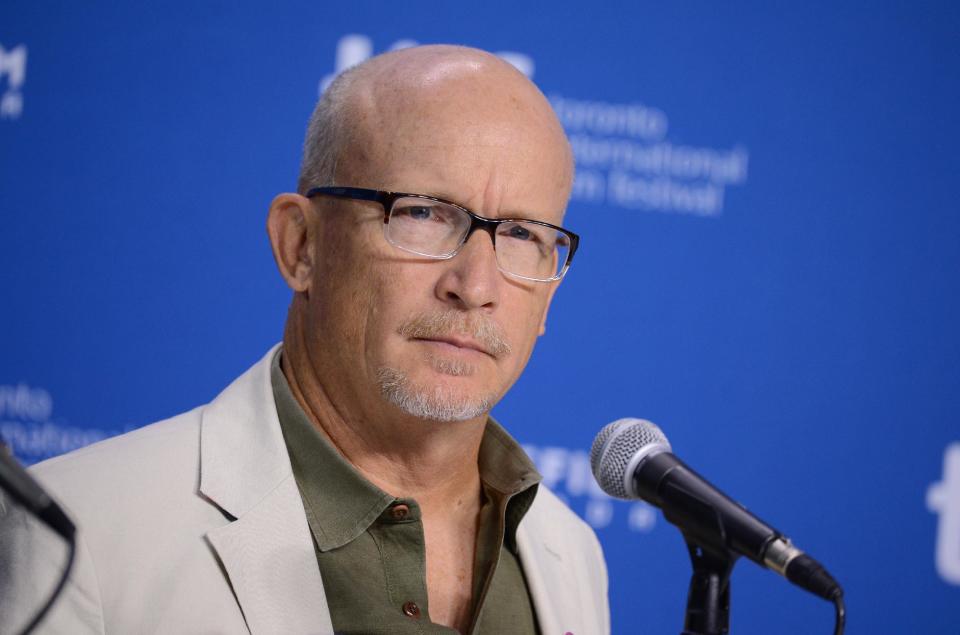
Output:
[401, 205, 434, 220]
[505, 224, 535, 241]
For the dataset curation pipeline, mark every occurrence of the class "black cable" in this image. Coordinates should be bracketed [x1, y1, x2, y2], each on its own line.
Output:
[17, 533, 76, 635]
[832, 592, 846, 635]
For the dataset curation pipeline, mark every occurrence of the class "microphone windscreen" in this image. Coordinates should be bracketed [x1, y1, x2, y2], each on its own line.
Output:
[590, 418, 671, 498]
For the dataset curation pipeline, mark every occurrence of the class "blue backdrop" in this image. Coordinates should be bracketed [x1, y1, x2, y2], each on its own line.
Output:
[2, 2, 959, 633]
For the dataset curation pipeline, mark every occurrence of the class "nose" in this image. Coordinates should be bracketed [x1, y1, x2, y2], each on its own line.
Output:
[433, 230, 501, 310]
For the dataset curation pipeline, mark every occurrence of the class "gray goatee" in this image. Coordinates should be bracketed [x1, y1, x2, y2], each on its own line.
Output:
[378, 310, 510, 421]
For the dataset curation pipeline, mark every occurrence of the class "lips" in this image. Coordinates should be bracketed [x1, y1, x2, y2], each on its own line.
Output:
[414, 335, 493, 357]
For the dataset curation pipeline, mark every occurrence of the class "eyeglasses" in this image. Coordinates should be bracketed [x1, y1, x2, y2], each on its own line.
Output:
[305, 186, 579, 282]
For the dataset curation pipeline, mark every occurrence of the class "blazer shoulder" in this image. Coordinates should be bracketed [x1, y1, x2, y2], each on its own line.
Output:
[29, 407, 206, 519]
[33, 406, 203, 477]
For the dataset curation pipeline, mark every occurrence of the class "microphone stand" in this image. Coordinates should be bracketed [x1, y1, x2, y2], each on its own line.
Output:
[680, 537, 736, 635]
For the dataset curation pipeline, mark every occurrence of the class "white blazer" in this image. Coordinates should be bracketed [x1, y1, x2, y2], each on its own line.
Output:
[2, 346, 610, 635]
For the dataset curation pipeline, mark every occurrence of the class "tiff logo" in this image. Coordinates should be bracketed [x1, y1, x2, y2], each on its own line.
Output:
[319, 34, 534, 96]
[0, 43, 27, 120]
[927, 442, 960, 585]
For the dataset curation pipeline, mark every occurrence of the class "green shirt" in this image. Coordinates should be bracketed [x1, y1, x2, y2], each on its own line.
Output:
[271, 351, 542, 634]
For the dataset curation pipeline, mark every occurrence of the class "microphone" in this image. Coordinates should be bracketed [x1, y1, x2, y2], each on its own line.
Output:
[590, 418, 841, 601]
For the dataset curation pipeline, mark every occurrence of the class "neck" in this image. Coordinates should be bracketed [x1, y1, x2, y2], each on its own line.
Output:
[280, 305, 486, 505]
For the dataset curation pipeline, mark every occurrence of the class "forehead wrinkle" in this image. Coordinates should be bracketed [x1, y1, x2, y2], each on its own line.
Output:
[478, 167, 505, 219]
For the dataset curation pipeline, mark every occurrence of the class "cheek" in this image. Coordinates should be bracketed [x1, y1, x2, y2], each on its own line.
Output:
[362, 265, 429, 343]
[310, 232, 382, 350]
[501, 288, 553, 360]
[339, 259, 425, 368]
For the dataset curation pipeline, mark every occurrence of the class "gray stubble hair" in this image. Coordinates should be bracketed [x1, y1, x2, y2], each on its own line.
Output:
[297, 65, 362, 194]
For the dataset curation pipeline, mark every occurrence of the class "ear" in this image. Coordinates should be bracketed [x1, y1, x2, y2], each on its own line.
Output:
[266, 193, 315, 292]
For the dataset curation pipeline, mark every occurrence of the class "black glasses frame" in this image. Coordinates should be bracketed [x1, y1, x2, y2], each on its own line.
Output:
[305, 186, 579, 280]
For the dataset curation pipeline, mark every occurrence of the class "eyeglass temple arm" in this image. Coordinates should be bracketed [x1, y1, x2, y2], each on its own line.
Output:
[566, 234, 580, 265]
[306, 186, 387, 202]
[306, 187, 397, 223]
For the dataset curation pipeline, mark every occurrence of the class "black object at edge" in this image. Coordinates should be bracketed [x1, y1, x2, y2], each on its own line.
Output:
[0, 445, 78, 634]
[16, 537, 75, 635]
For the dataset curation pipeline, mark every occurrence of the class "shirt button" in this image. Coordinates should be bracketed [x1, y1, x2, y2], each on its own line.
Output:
[402, 601, 421, 618]
[390, 504, 410, 520]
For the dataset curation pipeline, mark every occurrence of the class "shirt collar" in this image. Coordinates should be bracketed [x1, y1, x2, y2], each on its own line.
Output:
[272, 350, 393, 551]
[271, 348, 542, 552]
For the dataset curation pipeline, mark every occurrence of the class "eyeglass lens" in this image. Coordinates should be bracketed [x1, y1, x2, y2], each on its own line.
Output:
[386, 197, 570, 281]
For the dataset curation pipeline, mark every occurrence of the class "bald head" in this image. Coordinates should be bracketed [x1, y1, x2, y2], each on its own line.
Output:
[297, 45, 573, 207]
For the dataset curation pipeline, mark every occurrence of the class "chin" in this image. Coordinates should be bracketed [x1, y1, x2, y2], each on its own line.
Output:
[376, 366, 498, 422]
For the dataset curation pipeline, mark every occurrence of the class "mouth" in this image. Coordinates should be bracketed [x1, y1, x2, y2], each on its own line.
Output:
[413, 336, 494, 358]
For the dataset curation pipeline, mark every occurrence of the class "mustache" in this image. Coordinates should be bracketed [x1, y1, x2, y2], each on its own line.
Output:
[397, 310, 512, 358]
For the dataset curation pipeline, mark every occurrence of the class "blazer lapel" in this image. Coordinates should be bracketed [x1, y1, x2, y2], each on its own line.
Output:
[517, 514, 587, 635]
[205, 477, 333, 635]
[199, 345, 333, 635]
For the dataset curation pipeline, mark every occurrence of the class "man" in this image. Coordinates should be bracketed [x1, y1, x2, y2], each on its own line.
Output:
[0, 45, 609, 634]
